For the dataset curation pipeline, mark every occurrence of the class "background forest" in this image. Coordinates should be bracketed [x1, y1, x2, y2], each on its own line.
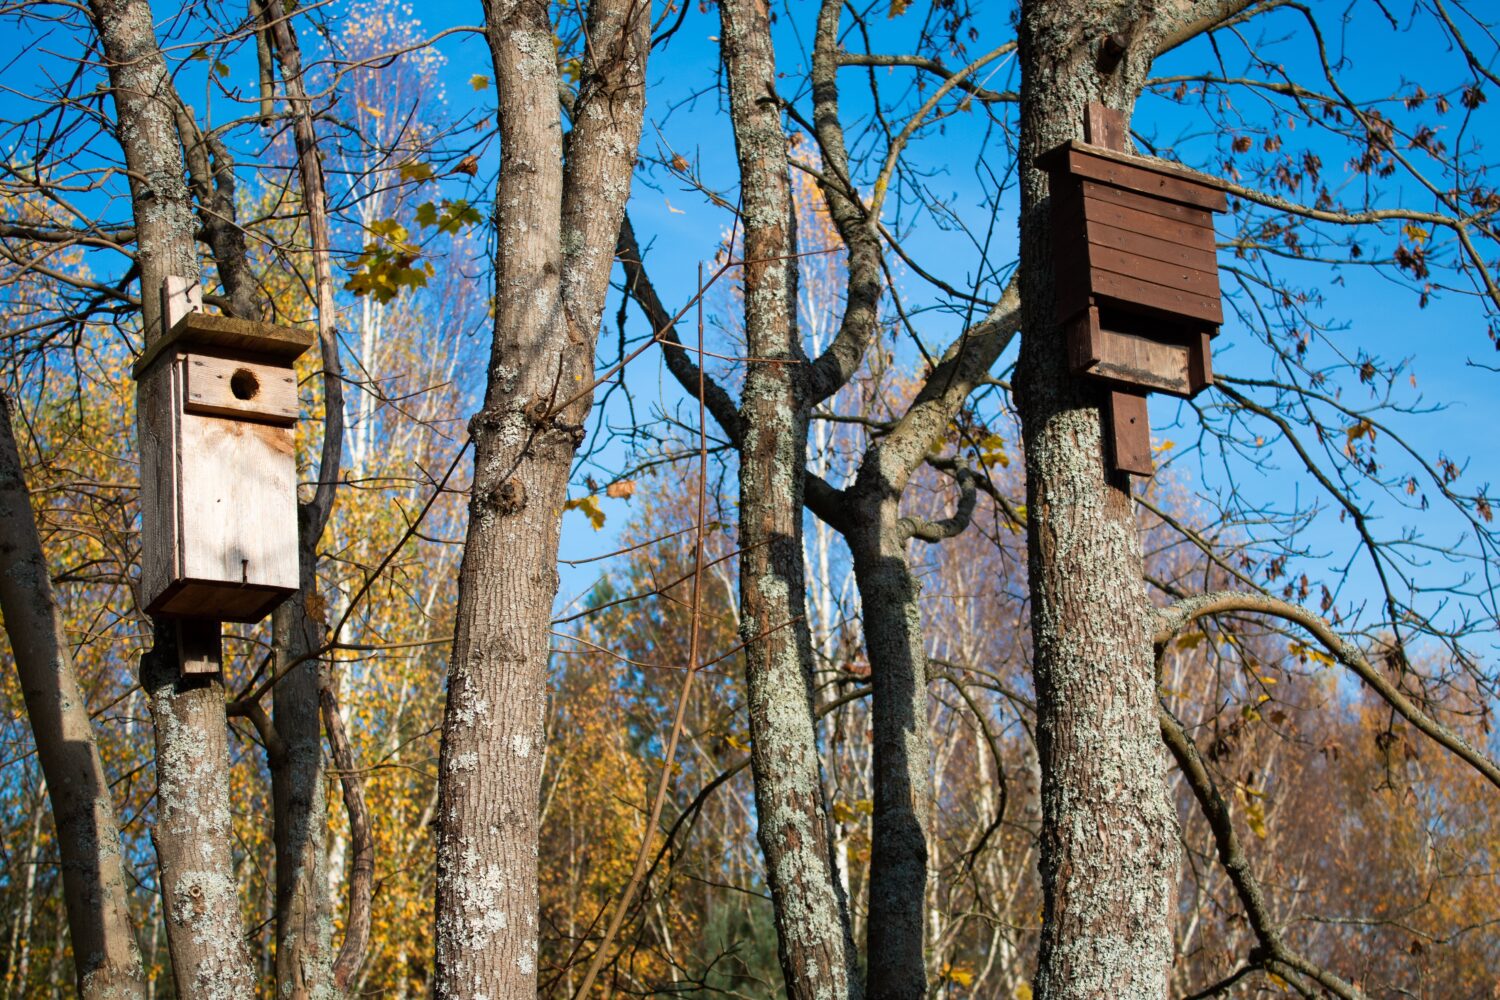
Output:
[1, 0, 1498, 997]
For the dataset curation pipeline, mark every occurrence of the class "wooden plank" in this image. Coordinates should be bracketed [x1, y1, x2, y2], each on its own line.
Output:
[1089, 267, 1224, 325]
[1106, 390, 1153, 476]
[1085, 103, 1129, 152]
[133, 311, 315, 379]
[135, 359, 181, 611]
[159, 276, 203, 341]
[1188, 330, 1214, 394]
[150, 580, 292, 623]
[183, 355, 299, 425]
[1041, 141, 1228, 210]
[1084, 218, 1219, 272]
[1063, 148, 1226, 210]
[1082, 182, 1217, 231]
[175, 618, 222, 675]
[1067, 307, 1211, 398]
[1066, 306, 1103, 371]
[177, 414, 300, 608]
[1086, 329, 1193, 396]
[1087, 245, 1220, 297]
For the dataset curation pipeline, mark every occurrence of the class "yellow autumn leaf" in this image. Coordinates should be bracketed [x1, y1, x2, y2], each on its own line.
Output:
[469, 74, 490, 90]
[563, 494, 606, 530]
[1176, 631, 1207, 650]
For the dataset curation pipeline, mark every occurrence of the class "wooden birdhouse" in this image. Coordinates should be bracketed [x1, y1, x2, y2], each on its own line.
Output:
[1039, 105, 1228, 475]
[134, 278, 313, 625]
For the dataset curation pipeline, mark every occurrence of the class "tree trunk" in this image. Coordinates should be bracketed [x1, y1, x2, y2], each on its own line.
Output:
[0, 396, 146, 998]
[1015, 3, 1192, 995]
[718, 0, 861, 995]
[833, 282, 1019, 999]
[86, 0, 257, 993]
[270, 579, 334, 997]
[261, 5, 347, 992]
[432, 0, 648, 992]
[847, 505, 931, 1000]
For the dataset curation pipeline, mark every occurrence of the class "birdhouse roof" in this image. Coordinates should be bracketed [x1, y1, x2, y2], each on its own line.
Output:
[132, 312, 316, 380]
[1037, 141, 1229, 213]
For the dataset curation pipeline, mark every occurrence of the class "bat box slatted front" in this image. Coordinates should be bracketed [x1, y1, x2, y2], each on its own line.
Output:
[134, 312, 313, 623]
[1041, 141, 1227, 398]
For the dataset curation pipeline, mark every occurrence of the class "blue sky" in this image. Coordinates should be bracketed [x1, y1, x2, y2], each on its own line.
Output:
[3, 0, 1496, 655]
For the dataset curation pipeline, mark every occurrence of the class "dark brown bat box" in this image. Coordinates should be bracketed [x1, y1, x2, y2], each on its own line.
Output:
[1040, 140, 1227, 398]
[133, 310, 314, 623]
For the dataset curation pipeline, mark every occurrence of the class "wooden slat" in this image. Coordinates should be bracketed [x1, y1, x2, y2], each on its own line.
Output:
[1089, 267, 1224, 325]
[1085, 103, 1129, 151]
[1067, 306, 1211, 398]
[1189, 331, 1214, 395]
[183, 355, 299, 425]
[1087, 245, 1219, 297]
[175, 618, 222, 675]
[1082, 182, 1216, 231]
[149, 580, 293, 623]
[135, 360, 181, 610]
[177, 415, 300, 603]
[1084, 218, 1218, 272]
[1106, 390, 1154, 476]
[133, 311, 314, 379]
[1086, 330, 1192, 396]
[1046, 142, 1228, 211]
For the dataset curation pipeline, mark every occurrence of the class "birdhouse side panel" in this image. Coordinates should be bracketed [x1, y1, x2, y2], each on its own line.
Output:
[177, 412, 300, 596]
[136, 359, 184, 611]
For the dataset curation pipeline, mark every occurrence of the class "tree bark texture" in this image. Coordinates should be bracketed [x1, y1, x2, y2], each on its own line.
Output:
[270, 575, 334, 997]
[432, 0, 649, 993]
[0, 395, 146, 998]
[718, 0, 862, 995]
[87, 0, 257, 993]
[1014, 2, 1244, 995]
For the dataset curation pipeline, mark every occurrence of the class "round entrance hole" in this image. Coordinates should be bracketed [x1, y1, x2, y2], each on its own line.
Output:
[230, 368, 260, 401]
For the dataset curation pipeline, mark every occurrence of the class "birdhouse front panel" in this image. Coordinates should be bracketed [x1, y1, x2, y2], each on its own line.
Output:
[135, 311, 312, 623]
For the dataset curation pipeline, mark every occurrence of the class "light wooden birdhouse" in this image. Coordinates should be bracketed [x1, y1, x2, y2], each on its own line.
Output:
[1039, 105, 1228, 475]
[134, 278, 313, 624]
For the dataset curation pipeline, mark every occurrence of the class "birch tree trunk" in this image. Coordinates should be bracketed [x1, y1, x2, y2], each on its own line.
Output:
[0, 395, 145, 998]
[1014, 2, 1251, 995]
[432, 0, 648, 993]
[86, 0, 255, 992]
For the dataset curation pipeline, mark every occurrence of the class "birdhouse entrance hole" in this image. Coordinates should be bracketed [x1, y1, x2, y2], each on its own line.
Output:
[230, 368, 260, 401]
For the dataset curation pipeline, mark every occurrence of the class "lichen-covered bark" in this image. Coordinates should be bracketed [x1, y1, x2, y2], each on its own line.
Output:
[718, 0, 862, 995]
[87, 1, 256, 993]
[1014, 2, 1243, 996]
[432, 0, 648, 993]
[86, 0, 198, 343]
[0, 395, 146, 999]
[140, 649, 257, 997]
